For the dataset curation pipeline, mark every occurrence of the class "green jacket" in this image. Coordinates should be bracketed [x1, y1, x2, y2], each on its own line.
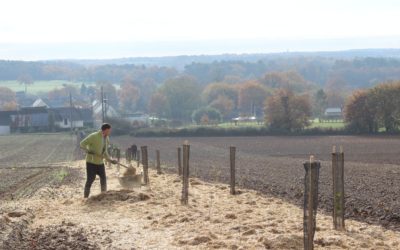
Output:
[80, 131, 111, 165]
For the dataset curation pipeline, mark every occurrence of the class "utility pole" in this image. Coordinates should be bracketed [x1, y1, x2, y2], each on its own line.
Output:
[104, 93, 108, 123]
[101, 86, 105, 124]
[69, 92, 73, 133]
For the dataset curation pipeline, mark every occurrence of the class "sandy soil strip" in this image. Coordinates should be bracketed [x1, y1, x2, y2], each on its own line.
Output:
[1, 161, 399, 249]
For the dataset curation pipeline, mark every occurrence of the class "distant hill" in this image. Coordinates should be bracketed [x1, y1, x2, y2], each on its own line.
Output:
[62, 48, 400, 69]
[1, 49, 400, 89]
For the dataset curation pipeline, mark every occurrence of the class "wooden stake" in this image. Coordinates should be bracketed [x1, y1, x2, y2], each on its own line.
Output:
[230, 146, 236, 195]
[181, 142, 190, 205]
[141, 146, 149, 185]
[177, 147, 182, 176]
[156, 150, 161, 174]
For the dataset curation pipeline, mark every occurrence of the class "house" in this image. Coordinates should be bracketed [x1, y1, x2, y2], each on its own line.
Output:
[10, 107, 49, 132]
[50, 107, 93, 130]
[0, 111, 17, 135]
[32, 98, 49, 108]
[324, 108, 343, 118]
[92, 100, 119, 119]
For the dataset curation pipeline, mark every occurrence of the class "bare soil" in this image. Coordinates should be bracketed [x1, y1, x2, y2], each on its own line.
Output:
[114, 135, 400, 230]
[1, 161, 400, 249]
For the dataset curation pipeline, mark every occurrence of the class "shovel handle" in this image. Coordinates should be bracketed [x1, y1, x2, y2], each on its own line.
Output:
[114, 162, 130, 169]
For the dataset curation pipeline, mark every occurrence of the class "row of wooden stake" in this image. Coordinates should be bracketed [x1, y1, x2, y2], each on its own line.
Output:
[124, 144, 345, 250]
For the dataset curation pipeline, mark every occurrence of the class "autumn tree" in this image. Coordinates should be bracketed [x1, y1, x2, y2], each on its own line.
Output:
[17, 74, 34, 93]
[160, 76, 201, 121]
[238, 81, 269, 116]
[0, 87, 17, 111]
[344, 81, 400, 132]
[325, 76, 349, 108]
[96, 82, 119, 110]
[201, 82, 238, 106]
[265, 89, 312, 131]
[369, 83, 400, 132]
[209, 95, 234, 120]
[261, 71, 312, 93]
[148, 92, 170, 118]
[118, 83, 140, 112]
[344, 90, 377, 133]
[191, 107, 222, 124]
[313, 89, 328, 117]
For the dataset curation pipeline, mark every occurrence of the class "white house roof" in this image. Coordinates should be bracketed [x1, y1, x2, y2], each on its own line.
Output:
[32, 98, 49, 108]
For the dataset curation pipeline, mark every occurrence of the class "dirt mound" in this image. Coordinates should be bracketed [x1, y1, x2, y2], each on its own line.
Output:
[87, 190, 150, 203]
[122, 167, 136, 176]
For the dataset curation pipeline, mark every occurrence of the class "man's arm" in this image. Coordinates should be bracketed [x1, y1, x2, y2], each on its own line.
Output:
[104, 137, 117, 164]
[80, 134, 93, 154]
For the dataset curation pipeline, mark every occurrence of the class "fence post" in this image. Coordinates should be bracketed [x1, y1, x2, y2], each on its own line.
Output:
[230, 146, 236, 195]
[116, 148, 121, 162]
[332, 146, 345, 230]
[181, 142, 190, 205]
[156, 150, 161, 174]
[137, 150, 140, 168]
[141, 146, 149, 185]
[177, 147, 182, 176]
[303, 156, 321, 250]
[126, 148, 131, 163]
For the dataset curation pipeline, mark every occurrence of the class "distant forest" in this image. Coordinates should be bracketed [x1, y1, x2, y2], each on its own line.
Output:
[2, 49, 400, 131]
[1, 49, 400, 89]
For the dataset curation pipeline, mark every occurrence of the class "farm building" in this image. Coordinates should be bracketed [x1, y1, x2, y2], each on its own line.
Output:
[32, 98, 50, 108]
[92, 100, 119, 118]
[8, 107, 93, 132]
[0, 111, 17, 135]
[10, 107, 50, 132]
[324, 108, 343, 118]
[51, 107, 93, 130]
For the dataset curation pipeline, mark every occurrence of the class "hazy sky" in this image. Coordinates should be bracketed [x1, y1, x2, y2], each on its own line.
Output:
[1, 0, 400, 59]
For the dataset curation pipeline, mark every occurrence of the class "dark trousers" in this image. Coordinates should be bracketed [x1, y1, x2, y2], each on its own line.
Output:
[84, 162, 107, 198]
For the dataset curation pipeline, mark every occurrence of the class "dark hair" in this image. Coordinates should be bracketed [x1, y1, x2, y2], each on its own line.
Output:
[101, 123, 111, 131]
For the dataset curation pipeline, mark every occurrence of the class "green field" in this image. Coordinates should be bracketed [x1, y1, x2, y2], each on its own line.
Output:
[308, 119, 345, 129]
[0, 80, 96, 94]
[181, 119, 345, 130]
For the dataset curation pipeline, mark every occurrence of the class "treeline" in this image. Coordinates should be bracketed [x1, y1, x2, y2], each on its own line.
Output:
[0, 61, 178, 83]
[1, 55, 400, 88]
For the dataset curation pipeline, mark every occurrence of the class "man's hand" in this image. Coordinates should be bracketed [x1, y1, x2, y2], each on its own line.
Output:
[110, 159, 118, 164]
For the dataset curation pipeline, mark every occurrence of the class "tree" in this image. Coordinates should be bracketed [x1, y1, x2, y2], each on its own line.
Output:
[325, 76, 348, 108]
[344, 81, 400, 133]
[313, 89, 328, 117]
[96, 82, 119, 110]
[148, 92, 170, 118]
[209, 95, 234, 120]
[201, 82, 238, 106]
[344, 90, 377, 133]
[265, 89, 312, 131]
[160, 76, 201, 121]
[238, 81, 269, 116]
[261, 71, 312, 93]
[118, 83, 140, 113]
[17, 74, 33, 93]
[0, 87, 17, 111]
[366, 82, 400, 132]
[191, 107, 222, 124]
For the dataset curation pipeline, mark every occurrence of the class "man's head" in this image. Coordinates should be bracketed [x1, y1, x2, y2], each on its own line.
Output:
[101, 123, 112, 137]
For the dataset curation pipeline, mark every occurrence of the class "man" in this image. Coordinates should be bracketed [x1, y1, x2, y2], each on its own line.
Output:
[80, 123, 118, 198]
[130, 144, 138, 160]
